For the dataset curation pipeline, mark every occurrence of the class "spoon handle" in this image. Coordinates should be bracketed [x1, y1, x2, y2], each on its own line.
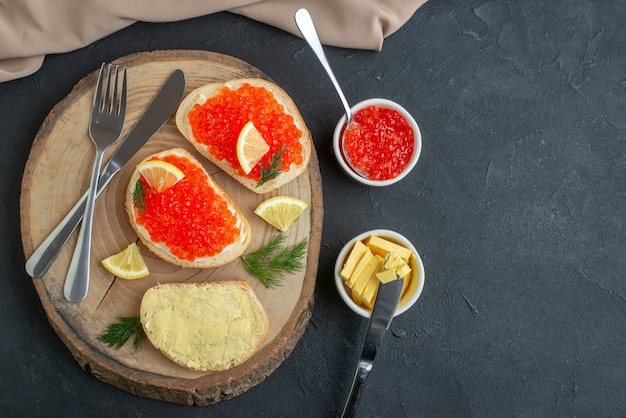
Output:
[295, 8, 352, 122]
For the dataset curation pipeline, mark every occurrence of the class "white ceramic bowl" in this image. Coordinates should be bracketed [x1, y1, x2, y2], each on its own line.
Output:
[334, 229, 425, 318]
[332, 98, 422, 186]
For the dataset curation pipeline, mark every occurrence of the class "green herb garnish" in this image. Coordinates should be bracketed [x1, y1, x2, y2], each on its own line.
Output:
[240, 234, 307, 288]
[257, 144, 284, 187]
[98, 316, 144, 350]
[131, 179, 146, 213]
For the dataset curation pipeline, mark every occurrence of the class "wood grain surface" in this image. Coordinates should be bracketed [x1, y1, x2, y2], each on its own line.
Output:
[20, 50, 323, 405]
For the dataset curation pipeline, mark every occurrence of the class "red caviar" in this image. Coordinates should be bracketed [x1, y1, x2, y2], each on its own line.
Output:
[188, 84, 303, 181]
[134, 155, 240, 262]
[343, 105, 414, 180]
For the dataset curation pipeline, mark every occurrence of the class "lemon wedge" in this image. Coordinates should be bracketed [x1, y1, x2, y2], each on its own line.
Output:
[136, 160, 185, 192]
[254, 196, 308, 232]
[101, 242, 149, 280]
[236, 121, 270, 174]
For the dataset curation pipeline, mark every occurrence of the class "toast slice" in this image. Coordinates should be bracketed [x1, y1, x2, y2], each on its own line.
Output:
[175, 78, 312, 194]
[140, 281, 269, 372]
[126, 148, 251, 268]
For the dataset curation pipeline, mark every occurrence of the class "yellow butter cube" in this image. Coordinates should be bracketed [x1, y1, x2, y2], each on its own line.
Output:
[340, 240, 368, 282]
[351, 255, 383, 304]
[400, 270, 412, 295]
[346, 250, 374, 288]
[376, 269, 397, 284]
[384, 252, 405, 270]
[396, 263, 412, 279]
[366, 236, 412, 260]
[351, 287, 362, 306]
[361, 274, 380, 309]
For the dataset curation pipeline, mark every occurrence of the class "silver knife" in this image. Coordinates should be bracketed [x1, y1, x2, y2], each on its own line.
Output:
[25, 69, 186, 278]
[341, 278, 404, 418]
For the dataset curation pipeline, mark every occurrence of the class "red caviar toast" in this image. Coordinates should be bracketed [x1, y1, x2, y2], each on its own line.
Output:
[126, 148, 251, 268]
[175, 78, 312, 194]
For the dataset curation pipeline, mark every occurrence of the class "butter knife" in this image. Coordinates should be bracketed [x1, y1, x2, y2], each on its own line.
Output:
[341, 278, 404, 418]
[25, 69, 186, 278]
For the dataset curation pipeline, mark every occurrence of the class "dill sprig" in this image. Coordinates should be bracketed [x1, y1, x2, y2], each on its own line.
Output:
[131, 179, 146, 213]
[98, 316, 144, 351]
[257, 144, 284, 187]
[241, 234, 308, 288]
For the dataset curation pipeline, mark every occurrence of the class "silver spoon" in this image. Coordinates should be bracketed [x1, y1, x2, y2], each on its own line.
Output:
[294, 8, 369, 179]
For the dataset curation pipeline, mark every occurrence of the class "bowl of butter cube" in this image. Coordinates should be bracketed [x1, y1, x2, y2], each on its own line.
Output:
[334, 229, 425, 318]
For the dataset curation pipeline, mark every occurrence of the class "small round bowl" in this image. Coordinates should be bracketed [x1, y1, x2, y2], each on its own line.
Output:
[334, 229, 425, 318]
[332, 98, 422, 186]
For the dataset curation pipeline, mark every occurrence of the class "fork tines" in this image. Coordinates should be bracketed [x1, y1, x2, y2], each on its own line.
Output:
[93, 63, 127, 117]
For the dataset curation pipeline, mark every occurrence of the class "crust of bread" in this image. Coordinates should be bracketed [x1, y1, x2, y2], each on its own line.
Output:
[125, 148, 251, 268]
[140, 281, 269, 372]
[175, 78, 312, 194]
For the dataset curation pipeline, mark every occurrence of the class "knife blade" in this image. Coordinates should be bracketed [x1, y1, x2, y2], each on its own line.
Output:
[341, 278, 404, 418]
[25, 69, 186, 278]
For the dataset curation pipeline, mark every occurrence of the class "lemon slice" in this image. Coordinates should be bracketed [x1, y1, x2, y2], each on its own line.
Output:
[137, 160, 185, 192]
[236, 121, 270, 174]
[101, 243, 149, 280]
[254, 196, 308, 232]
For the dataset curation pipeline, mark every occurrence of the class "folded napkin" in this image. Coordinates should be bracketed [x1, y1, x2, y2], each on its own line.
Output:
[0, 0, 427, 82]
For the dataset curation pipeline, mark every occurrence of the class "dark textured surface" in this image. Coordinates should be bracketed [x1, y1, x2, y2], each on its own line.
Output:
[2, 1, 625, 416]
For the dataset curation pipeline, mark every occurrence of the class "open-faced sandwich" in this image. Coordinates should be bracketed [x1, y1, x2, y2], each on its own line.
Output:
[126, 148, 251, 268]
[175, 78, 312, 194]
[140, 281, 269, 372]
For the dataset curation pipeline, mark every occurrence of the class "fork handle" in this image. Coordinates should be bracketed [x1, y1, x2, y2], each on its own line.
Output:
[63, 150, 103, 302]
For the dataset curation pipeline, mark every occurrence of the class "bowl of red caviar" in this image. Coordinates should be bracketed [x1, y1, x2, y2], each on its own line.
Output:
[332, 98, 422, 186]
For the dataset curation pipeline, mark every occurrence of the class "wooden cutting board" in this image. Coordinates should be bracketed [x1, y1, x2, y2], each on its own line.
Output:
[20, 50, 323, 405]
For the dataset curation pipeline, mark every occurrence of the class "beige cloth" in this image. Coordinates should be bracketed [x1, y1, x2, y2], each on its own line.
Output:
[0, 0, 427, 83]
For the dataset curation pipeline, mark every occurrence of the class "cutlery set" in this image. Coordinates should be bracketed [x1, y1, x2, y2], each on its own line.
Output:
[25, 66, 186, 296]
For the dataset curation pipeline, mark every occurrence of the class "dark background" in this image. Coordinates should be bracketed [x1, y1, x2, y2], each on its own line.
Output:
[2, 1, 625, 416]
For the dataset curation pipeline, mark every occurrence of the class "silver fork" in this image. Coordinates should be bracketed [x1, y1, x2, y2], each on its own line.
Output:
[64, 63, 126, 303]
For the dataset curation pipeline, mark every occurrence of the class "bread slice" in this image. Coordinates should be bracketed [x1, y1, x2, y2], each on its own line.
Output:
[125, 148, 251, 268]
[140, 281, 269, 372]
[175, 78, 312, 194]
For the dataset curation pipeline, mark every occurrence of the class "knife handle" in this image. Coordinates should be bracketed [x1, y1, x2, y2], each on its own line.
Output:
[24, 159, 118, 278]
[341, 360, 372, 418]
[25, 191, 88, 277]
